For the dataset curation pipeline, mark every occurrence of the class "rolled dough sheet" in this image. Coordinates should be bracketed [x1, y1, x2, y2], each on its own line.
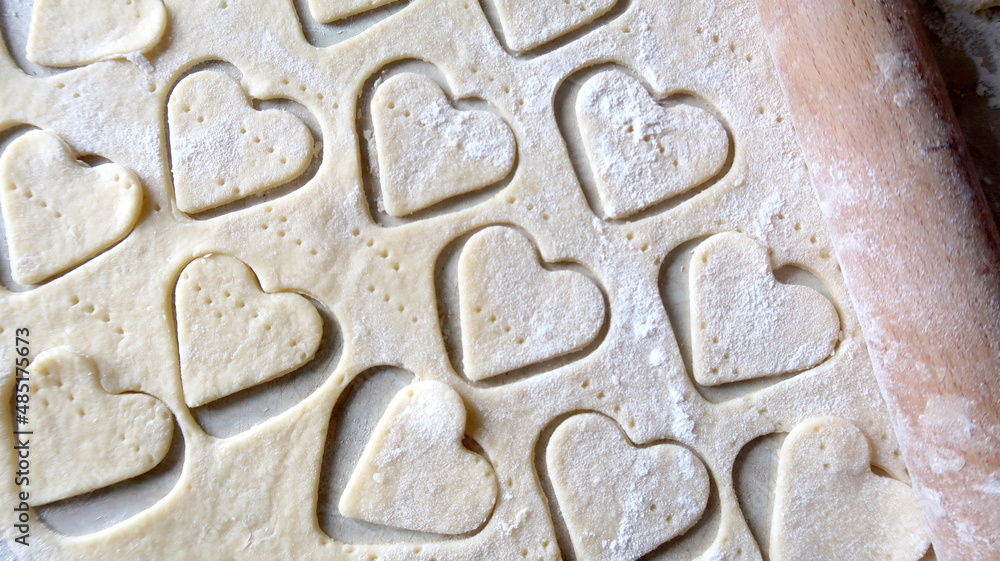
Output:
[0, 0, 933, 560]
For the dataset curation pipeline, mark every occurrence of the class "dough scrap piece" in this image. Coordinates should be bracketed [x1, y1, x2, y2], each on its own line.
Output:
[0, 130, 143, 286]
[167, 71, 314, 213]
[577, 70, 729, 219]
[24, 347, 174, 506]
[372, 73, 516, 217]
[690, 232, 840, 386]
[175, 254, 323, 407]
[26, 0, 167, 67]
[308, 0, 399, 23]
[771, 417, 931, 561]
[492, 0, 617, 52]
[546, 414, 710, 561]
[458, 226, 605, 381]
[339, 380, 498, 534]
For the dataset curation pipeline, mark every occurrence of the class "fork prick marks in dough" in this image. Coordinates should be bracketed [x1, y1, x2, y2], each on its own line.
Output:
[25, 348, 174, 506]
[167, 71, 314, 213]
[175, 254, 322, 407]
[0, 130, 143, 285]
[457, 227, 605, 381]
[689, 233, 840, 386]
[771, 417, 931, 561]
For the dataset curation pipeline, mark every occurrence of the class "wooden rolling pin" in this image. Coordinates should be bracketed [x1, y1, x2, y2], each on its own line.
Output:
[755, 0, 1000, 559]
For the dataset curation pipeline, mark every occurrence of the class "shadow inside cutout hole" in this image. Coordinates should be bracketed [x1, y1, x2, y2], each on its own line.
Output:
[532, 411, 720, 561]
[476, 0, 632, 58]
[733, 431, 785, 561]
[434, 224, 610, 387]
[191, 296, 342, 439]
[554, 63, 735, 222]
[357, 59, 518, 228]
[0, 124, 143, 293]
[733, 431, 937, 561]
[34, 418, 185, 536]
[76, 154, 113, 167]
[291, 0, 410, 48]
[317, 366, 492, 544]
[164, 60, 324, 220]
[658, 236, 841, 404]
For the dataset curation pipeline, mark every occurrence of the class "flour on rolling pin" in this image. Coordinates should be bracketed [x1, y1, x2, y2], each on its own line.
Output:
[756, 0, 1000, 559]
[0, 0, 934, 559]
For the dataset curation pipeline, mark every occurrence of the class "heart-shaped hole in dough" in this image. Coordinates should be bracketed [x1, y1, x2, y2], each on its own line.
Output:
[338, 380, 498, 534]
[0, 130, 143, 286]
[546, 414, 710, 561]
[455, 226, 606, 382]
[370, 72, 516, 218]
[576, 69, 730, 219]
[175, 254, 323, 407]
[24, 347, 174, 506]
[167, 70, 315, 214]
[689, 232, 840, 386]
[771, 417, 931, 561]
[190, 296, 341, 439]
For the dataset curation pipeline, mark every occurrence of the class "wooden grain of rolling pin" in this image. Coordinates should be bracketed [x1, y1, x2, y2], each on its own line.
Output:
[755, 0, 1000, 559]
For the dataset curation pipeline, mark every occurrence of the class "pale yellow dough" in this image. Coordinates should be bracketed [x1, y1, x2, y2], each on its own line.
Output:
[167, 71, 315, 214]
[492, 0, 617, 52]
[26, 0, 166, 67]
[577, 70, 729, 219]
[24, 348, 173, 506]
[308, 0, 398, 24]
[339, 380, 498, 534]
[546, 414, 709, 561]
[689, 232, 841, 386]
[0, 0, 931, 559]
[770, 417, 931, 561]
[372, 73, 516, 217]
[175, 254, 323, 407]
[0, 130, 142, 286]
[458, 226, 605, 381]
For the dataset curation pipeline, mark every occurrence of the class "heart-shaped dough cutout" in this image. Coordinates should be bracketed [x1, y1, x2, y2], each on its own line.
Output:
[168, 71, 314, 213]
[372, 73, 515, 217]
[308, 0, 399, 23]
[175, 254, 323, 407]
[26, 0, 167, 67]
[492, 0, 617, 52]
[339, 380, 498, 534]
[23, 348, 174, 505]
[577, 70, 729, 219]
[0, 130, 143, 285]
[771, 417, 931, 561]
[458, 227, 605, 381]
[547, 414, 710, 561]
[689, 232, 840, 386]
